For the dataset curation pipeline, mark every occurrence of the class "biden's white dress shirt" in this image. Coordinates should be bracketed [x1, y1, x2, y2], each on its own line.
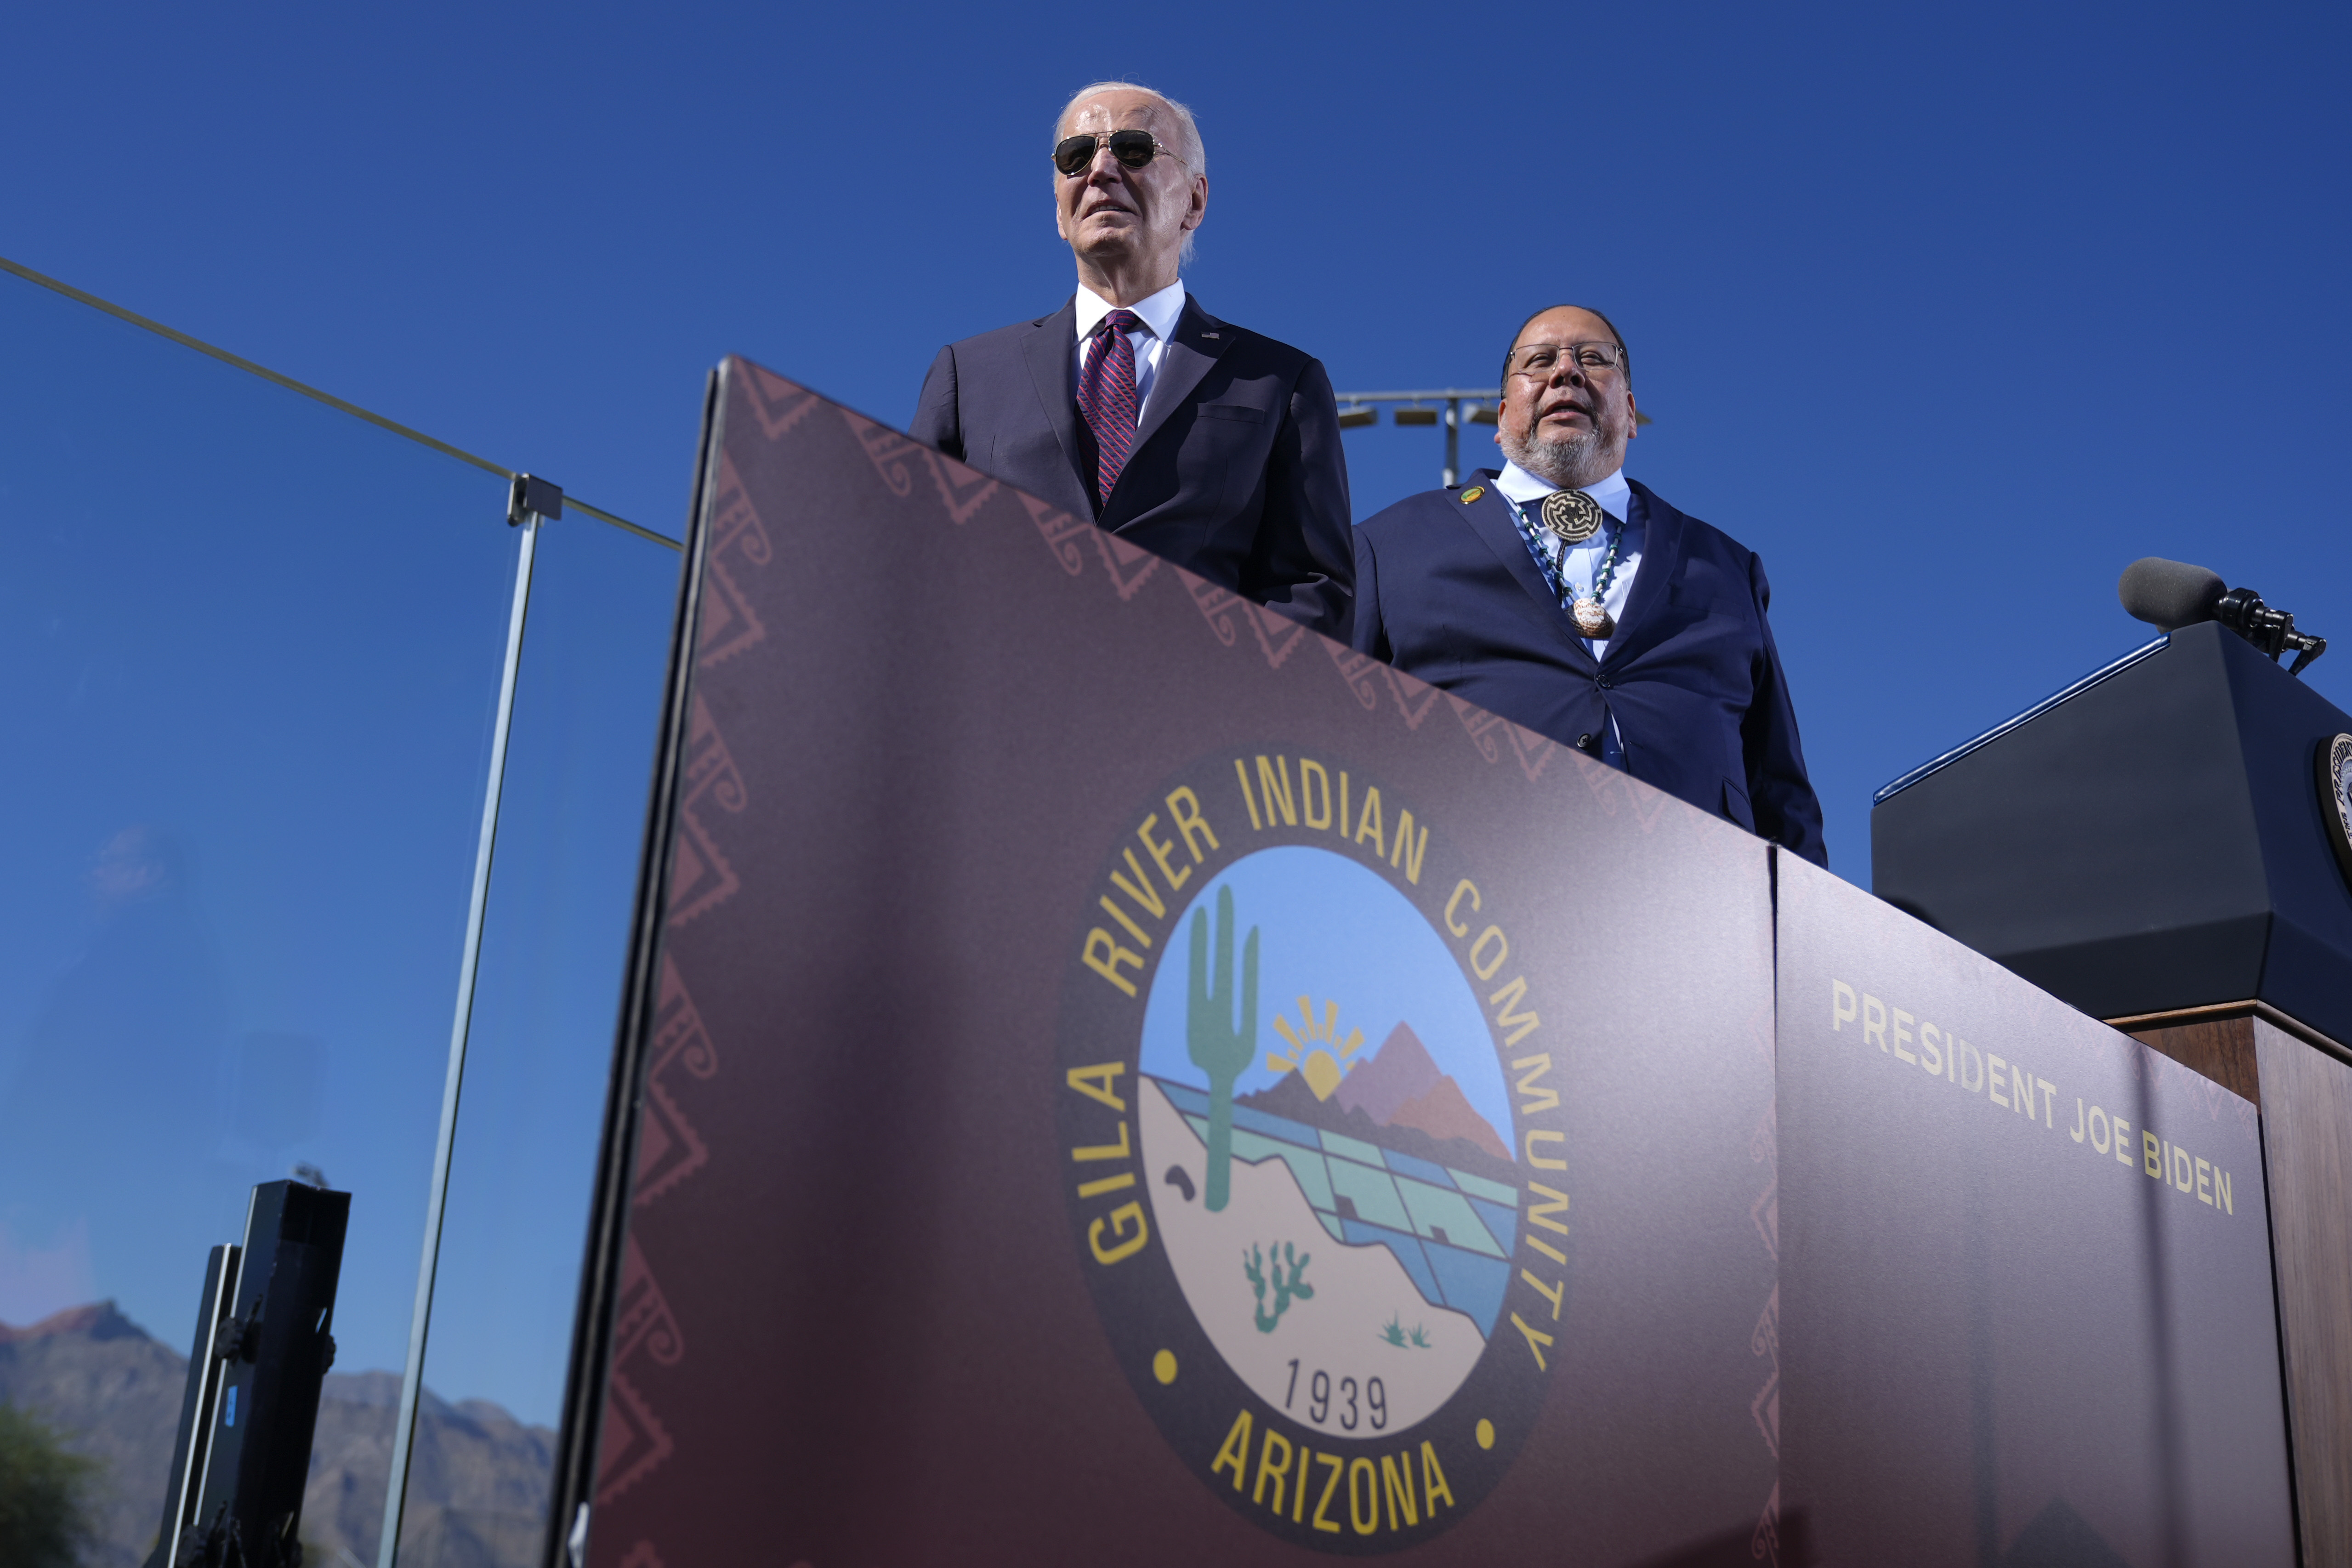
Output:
[1074, 279, 1187, 406]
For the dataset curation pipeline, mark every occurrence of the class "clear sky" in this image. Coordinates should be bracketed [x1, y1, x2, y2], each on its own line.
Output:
[2, 0, 2347, 1426]
[6, 0, 2348, 868]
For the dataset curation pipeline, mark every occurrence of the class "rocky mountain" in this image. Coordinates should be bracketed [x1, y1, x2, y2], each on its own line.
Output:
[0, 1304, 185, 1568]
[1237, 1023, 1516, 1181]
[0, 1303, 553, 1568]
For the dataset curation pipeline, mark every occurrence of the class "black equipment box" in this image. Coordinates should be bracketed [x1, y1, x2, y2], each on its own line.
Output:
[150, 1179, 349, 1568]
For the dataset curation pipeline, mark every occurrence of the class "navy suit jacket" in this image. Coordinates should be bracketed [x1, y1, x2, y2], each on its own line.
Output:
[1353, 471, 1827, 864]
[912, 295, 1352, 640]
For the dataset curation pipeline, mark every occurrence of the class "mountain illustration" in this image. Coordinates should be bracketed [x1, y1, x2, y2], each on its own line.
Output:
[1389, 1075, 1512, 1163]
[1238, 1022, 1514, 1179]
[1332, 1023, 1442, 1124]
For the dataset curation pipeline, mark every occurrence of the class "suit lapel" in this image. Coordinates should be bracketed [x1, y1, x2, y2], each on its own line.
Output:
[1455, 473, 1597, 671]
[1131, 295, 1229, 456]
[1021, 299, 1086, 505]
[1600, 481, 1685, 668]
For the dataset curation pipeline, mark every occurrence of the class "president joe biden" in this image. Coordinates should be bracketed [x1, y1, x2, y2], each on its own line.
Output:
[912, 81, 1352, 639]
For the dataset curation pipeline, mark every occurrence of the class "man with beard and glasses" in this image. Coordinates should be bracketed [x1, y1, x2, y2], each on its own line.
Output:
[1352, 304, 1826, 864]
[912, 81, 1352, 639]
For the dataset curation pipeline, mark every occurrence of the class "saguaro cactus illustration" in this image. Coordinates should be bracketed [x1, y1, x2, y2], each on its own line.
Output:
[1187, 883, 1259, 1212]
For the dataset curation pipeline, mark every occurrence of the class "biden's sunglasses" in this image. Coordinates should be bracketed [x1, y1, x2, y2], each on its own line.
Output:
[1052, 129, 1189, 176]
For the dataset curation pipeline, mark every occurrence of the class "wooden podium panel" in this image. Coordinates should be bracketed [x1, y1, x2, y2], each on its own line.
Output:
[2123, 1003, 2352, 1567]
[2258, 1025, 2352, 1568]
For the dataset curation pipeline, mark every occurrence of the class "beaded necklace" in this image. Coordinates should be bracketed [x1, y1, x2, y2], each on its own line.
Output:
[1505, 492, 1626, 639]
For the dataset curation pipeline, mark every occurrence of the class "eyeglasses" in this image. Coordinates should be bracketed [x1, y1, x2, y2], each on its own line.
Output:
[1506, 341, 1625, 381]
[1052, 129, 1189, 177]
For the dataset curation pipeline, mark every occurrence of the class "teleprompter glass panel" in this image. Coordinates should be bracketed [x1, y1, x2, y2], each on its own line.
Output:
[0, 265, 515, 1567]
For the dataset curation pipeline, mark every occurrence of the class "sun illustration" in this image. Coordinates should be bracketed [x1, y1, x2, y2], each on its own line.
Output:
[1265, 996, 1366, 1101]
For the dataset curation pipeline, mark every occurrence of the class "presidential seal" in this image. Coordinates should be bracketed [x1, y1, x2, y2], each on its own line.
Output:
[2319, 733, 2352, 889]
[1057, 752, 1568, 1550]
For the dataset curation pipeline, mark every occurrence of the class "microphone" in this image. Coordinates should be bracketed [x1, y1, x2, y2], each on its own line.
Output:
[2118, 557, 2224, 631]
[2119, 557, 2327, 675]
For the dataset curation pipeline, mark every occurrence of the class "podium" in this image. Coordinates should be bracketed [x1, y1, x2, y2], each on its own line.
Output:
[1875, 619, 2352, 1042]
[1876, 619, 2352, 1565]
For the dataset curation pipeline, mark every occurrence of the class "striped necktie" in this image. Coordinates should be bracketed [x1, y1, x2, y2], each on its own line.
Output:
[1078, 309, 1143, 507]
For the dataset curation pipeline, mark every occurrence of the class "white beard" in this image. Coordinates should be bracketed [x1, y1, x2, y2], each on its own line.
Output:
[1498, 425, 1616, 492]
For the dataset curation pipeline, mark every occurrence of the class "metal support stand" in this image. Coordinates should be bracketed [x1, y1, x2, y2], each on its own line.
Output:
[375, 477, 561, 1568]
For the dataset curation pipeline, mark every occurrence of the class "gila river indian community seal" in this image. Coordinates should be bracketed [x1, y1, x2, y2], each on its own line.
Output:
[1057, 750, 1571, 1551]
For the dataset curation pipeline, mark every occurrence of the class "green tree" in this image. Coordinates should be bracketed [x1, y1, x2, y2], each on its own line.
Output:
[0, 1400, 96, 1568]
[1187, 883, 1259, 1212]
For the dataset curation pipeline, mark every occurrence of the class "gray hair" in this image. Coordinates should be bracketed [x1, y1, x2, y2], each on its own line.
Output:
[1054, 80, 1206, 266]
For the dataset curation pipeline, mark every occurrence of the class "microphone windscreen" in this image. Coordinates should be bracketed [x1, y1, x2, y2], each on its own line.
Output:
[2119, 557, 2225, 631]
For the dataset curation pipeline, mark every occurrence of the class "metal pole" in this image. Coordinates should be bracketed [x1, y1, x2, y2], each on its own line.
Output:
[1443, 399, 1461, 489]
[376, 507, 543, 1568]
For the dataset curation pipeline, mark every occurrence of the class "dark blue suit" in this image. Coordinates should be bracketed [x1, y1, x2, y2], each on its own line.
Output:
[913, 295, 1352, 640]
[1353, 471, 1826, 864]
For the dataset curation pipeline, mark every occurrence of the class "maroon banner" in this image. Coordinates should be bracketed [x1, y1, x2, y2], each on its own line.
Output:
[1777, 853, 2295, 1565]
[574, 361, 1782, 1566]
